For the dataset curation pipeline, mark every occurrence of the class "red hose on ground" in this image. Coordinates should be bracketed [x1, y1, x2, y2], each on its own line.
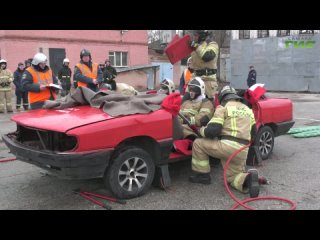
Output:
[0, 157, 16, 163]
[224, 144, 297, 210]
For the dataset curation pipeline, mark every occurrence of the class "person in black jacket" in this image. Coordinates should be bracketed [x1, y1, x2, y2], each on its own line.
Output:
[58, 58, 72, 96]
[103, 59, 117, 90]
[13, 62, 29, 111]
[247, 65, 257, 88]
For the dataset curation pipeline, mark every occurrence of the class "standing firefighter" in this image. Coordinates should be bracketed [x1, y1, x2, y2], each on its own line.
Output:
[58, 58, 72, 96]
[0, 59, 13, 113]
[74, 49, 103, 92]
[190, 85, 260, 197]
[179, 77, 214, 140]
[21, 53, 58, 110]
[184, 30, 219, 101]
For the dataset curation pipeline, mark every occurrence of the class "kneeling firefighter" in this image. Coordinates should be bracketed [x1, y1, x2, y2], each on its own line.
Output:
[158, 78, 175, 95]
[189, 85, 261, 197]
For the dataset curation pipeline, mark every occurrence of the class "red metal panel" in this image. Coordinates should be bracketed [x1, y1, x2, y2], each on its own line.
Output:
[67, 109, 173, 152]
[256, 98, 293, 125]
[165, 35, 193, 64]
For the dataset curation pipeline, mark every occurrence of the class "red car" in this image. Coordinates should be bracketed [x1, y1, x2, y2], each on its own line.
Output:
[2, 92, 294, 199]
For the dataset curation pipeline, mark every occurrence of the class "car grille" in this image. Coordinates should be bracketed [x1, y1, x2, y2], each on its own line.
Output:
[13, 124, 77, 152]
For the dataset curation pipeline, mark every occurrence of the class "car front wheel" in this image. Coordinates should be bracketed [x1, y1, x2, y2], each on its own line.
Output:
[104, 147, 155, 199]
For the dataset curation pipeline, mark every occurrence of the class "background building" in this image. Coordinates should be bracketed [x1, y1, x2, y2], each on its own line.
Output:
[230, 30, 320, 92]
[0, 30, 152, 90]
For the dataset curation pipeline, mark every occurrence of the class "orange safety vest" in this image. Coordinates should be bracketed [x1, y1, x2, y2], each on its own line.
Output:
[183, 68, 192, 94]
[75, 62, 98, 88]
[184, 68, 192, 85]
[26, 66, 55, 104]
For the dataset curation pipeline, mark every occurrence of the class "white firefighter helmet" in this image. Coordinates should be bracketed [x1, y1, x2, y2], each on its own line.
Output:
[188, 77, 205, 96]
[32, 53, 47, 65]
[160, 78, 175, 94]
[0, 59, 7, 64]
[63, 58, 70, 64]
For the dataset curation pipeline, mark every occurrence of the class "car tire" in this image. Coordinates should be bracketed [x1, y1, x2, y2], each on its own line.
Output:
[104, 147, 155, 199]
[255, 126, 274, 160]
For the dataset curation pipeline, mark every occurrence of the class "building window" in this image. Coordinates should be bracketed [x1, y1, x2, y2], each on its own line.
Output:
[239, 30, 250, 39]
[258, 30, 269, 38]
[39, 47, 43, 53]
[299, 30, 314, 34]
[277, 30, 290, 37]
[109, 51, 128, 67]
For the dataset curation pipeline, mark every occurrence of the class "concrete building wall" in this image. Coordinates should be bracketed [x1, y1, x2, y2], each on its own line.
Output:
[230, 34, 320, 92]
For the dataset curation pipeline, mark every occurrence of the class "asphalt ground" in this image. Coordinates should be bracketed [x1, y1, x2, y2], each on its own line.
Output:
[0, 92, 319, 210]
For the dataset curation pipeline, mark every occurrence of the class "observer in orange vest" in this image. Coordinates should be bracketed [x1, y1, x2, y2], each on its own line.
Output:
[21, 53, 58, 110]
[74, 49, 103, 92]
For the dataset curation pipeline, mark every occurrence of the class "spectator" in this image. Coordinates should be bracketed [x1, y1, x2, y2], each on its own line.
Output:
[247, 65, 257, 88]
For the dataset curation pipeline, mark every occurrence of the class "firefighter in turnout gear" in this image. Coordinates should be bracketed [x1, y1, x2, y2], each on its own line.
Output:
[189, 85, 260, 197]
[21, 53, 58, 110]
[74, 49, 103, 92]
[0, 59, 13, 113]
[158, 78, 175, 95]
[184, 30, 219, 101]
[179, 77, 214, 140]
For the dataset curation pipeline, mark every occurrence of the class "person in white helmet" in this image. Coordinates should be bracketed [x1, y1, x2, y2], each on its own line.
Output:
[158, 78, 175, 95]
[0, 59, 13, 113]
[21, 53, 58, 110]
[179, 77, 215, 140]
[58, 58, 72, 96]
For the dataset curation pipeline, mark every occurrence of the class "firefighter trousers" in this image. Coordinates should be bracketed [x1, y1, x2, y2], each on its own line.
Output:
[0, 90, 13, 113]
[192, 138, 250, 193]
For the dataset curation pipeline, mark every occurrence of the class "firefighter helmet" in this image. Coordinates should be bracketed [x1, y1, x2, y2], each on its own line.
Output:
[63, 58, 70, 64]
[32, 53, 47, 65]
[80, 49, 91, 59]
[218, 85, 242, 103]
[0, 59, 7, 64]
[160, 78, 175, 94]
[188, 77, 205, 97]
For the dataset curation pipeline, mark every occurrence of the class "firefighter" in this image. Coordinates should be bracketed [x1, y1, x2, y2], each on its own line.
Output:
[183, 30, 219, 101]
[189, 85, 260, 197]
[179, 77, 214, 140]
[158, 78, 175, 95]
[21, 53, 58, 110]
[58, 58, 72, 96]
[74, 49, 103, 92]
[0, 59, 13, 113]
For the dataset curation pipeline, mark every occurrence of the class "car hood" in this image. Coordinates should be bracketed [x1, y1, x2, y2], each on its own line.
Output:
[11, 106, 114, 132]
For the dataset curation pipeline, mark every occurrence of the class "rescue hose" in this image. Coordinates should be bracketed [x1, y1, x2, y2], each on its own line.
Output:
[223, 143, 297, 210]
[0, 157, 16, 163]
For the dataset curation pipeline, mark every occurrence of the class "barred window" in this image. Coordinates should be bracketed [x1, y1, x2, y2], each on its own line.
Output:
[277, 30, 290, 37]
[258, 30, 269, 38]
[299, 30, 314, 34]
[239, 30, 250, 39]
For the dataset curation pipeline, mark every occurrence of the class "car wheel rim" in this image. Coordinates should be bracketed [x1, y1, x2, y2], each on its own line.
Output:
[259, 132, 273, 157]
[118, 157, 148, 192]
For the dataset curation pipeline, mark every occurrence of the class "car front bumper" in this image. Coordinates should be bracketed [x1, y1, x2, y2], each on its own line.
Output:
[2, 134, 112, 179]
